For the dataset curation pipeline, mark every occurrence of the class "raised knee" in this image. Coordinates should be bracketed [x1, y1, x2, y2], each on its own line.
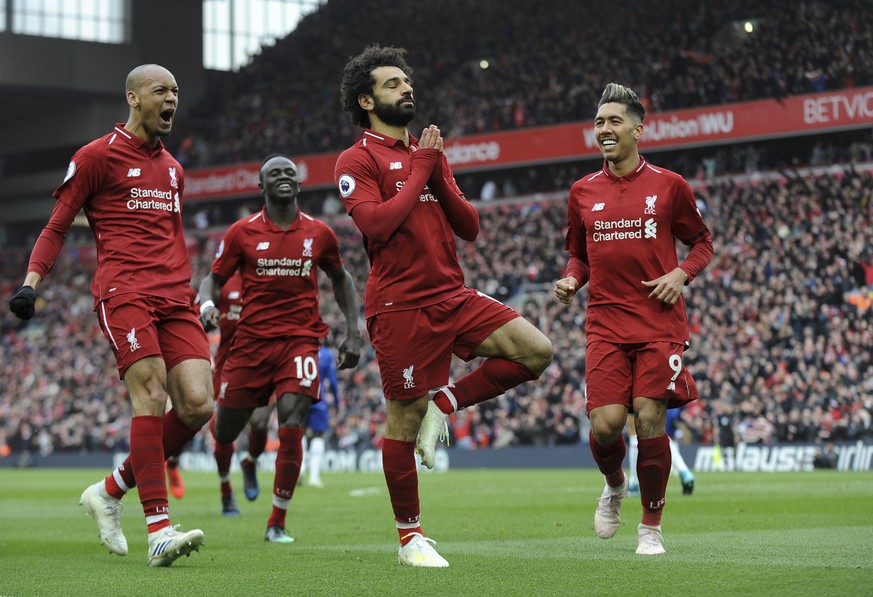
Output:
[178, 389, 214, 429]
[192, 400, 215, 428]
[527, 335, 554, 376]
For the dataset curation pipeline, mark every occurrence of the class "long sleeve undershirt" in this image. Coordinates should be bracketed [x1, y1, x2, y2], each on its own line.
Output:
[350, 149, 439, 243]
[27, 200, 78, 278]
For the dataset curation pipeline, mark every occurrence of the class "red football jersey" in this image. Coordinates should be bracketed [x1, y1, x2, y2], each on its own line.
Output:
[211, 208, 340, 339]
[565, 157, 711, 344]
[48, 125, 192, 306]
[214, 272, 243, 372]
[334, 129, 466, 318]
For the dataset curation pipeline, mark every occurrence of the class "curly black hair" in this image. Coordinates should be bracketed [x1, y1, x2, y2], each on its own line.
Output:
[340, 44, 413, 128]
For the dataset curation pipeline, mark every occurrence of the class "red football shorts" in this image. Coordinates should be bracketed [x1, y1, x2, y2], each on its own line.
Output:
[583, 340, 698, 414]
[212, 352, 277, 407]
[213, 341, 232, 398]
[218, 334, 321, 409]
[367, 287, 519, 400]
[96, 293, 211, 379]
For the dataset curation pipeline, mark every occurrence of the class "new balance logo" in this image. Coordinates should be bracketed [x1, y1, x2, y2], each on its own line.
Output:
[256, 242, 270, 250]
[127, 168, 141, 177]
[591, 203, 605, 211]
[389, 161, 403, 170]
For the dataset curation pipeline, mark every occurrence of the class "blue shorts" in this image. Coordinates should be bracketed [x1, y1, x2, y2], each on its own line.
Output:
[306, 398, 329, 433]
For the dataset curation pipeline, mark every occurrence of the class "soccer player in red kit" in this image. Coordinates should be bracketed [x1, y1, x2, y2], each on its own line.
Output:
[335, 45, 553, 567]
[203, 272, 243, 515]
[204, 271, 272, 512]
[8, 64, 212, 567]
[199, 154, 361, 543]
[164, 274, 247, 505]
[554, 83, 714, 555]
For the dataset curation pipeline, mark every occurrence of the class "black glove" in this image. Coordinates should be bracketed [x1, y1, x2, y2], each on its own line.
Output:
[9, 286, 36, 320]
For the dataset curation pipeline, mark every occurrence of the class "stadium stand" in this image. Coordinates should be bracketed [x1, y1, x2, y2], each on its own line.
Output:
[3, 160, 871, 455]
[2, 0, 872, 457]
[167, 0, 873, 167]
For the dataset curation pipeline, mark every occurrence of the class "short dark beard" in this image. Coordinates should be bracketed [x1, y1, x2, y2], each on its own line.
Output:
[373, 95, 415, 127]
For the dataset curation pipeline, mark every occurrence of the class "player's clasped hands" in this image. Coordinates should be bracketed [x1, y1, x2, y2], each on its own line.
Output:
[416, 124, 443, 152]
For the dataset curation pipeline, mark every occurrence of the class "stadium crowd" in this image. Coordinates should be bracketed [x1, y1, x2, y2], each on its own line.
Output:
[2, 0, 872, 461]
[3, 160, 871, 458]
[168, 0, 873, 168]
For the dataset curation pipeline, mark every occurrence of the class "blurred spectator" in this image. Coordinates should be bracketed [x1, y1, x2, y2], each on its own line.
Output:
[813, 441, 838, 469]
[167, 0, 873, 168]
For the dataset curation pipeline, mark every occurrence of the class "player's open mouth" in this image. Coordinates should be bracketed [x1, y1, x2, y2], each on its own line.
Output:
[601, 139, 617, 149]
[277, 182, 293, 191]
[160, 110, 174, 125]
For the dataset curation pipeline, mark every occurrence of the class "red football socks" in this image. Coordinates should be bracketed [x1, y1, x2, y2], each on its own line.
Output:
[589, 430, 627, 487]
[214, 440, 235, 495]
[381, 438, 420, 526]
[268, 426, 304, 528]
[129, 415, 169, 523]
[106, 408, 200, 498]
[433, 359, 537, 414]
[248, 426, 268, 460]
[638, 434, 671, 526]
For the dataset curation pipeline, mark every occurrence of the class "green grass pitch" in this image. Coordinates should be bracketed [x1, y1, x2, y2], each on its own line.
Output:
[0, 468, 871, 596]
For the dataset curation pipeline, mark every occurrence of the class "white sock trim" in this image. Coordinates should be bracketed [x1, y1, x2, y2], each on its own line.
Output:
[440, 386, 458, 412]
[112, 469, 130, 493]
[272, 495, 290, 510]
[146, 514, 169, 526]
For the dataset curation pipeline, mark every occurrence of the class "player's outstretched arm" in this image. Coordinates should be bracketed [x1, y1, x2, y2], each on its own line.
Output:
[11, 198, 80, 320]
